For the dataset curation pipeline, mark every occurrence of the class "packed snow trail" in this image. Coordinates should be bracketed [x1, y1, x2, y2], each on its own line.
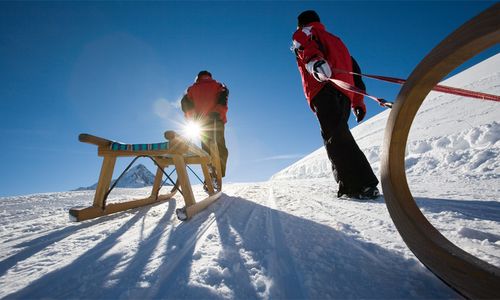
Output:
[1, 182, 460, 299]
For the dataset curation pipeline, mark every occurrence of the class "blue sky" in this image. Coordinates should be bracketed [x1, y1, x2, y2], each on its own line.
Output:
[0, 1, 498, 197]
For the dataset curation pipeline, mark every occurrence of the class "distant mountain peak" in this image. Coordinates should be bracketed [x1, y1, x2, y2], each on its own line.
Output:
[76, 163, 155, 190]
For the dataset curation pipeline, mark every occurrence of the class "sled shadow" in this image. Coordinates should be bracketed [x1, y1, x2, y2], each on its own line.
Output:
[0, 199, 169, 279]
[3, 199, 176, 300]
[415, 197, 500, 223]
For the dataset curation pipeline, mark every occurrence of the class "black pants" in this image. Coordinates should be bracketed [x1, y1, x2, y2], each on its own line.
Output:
[312, 84, 379, 195]
[201, 119, 228, 177]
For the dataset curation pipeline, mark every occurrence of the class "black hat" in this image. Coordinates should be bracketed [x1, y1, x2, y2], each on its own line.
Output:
[195, 70, 212, 81]
[297, 10, 320, 27]
[197, 70, 212, 78]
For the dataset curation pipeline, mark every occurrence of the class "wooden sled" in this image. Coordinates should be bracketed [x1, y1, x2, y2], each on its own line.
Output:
[69, 130, 222, 222]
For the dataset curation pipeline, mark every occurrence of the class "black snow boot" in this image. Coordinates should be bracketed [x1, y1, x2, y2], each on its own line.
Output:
[358, 186, 380, 199]
[338, 186, 380, 200]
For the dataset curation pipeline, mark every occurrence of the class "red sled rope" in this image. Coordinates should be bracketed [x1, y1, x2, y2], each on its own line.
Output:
[333, 68, 500, 103]
[327, 78, 393, 108]
[361, 73, 500, 102]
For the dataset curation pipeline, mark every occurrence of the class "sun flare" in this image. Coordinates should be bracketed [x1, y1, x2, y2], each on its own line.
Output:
[183, 120, 202, 140]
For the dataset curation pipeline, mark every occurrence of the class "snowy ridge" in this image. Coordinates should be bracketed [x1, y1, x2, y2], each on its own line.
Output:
[271, 53, 500, 181]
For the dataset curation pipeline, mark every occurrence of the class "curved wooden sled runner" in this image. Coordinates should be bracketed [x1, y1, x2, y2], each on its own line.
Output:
[70, 130, 222, 222]
[381, 4, 500, 299]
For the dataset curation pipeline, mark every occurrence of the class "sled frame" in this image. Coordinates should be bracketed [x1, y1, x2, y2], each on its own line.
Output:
[69, 131, 222, 222]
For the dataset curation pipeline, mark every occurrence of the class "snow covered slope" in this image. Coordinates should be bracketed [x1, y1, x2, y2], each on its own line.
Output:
[0, 54, 498, 299]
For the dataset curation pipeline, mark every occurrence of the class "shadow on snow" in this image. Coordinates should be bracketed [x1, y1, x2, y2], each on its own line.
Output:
[4, 194, 458, 299]
[415, 197, 500, 223]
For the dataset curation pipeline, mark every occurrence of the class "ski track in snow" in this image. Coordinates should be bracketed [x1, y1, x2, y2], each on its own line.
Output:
[1, 55, 500, 299]
[1, 183, 463, 299]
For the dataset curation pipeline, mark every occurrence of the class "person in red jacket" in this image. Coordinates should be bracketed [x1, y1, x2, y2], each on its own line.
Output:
[181, 70, 229, 179]
[291, 10, 379, 199]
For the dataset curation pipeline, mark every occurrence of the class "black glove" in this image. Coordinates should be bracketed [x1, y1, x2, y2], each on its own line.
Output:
[353, 106, 366, 123]
[208, 112, 220, 120]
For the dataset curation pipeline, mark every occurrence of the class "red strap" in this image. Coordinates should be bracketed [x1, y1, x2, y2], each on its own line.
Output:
[327, 78, 392, 108]
[334, 69, 500, 102]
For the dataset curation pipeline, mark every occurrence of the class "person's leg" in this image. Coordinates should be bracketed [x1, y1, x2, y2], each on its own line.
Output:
[214, 120, 228, 177]
[201, 119, 228, 178]
[312, 84, 379, 196]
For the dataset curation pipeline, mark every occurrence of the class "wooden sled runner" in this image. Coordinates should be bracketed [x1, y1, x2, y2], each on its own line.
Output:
[381, 4, 500, 299]
[69, 130, 222, 222]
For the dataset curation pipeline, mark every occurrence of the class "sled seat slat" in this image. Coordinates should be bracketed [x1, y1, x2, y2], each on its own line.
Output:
[79, 133, 112, 147]
[80, 133, 171, 153]
[110, 141, 169, 151]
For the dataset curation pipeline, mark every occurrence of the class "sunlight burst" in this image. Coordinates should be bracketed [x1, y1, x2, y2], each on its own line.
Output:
[183, 120, 202, 140]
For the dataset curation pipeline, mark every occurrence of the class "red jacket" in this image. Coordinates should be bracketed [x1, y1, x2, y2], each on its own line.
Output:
[292, 22, 363, 112]
[181, 74, 229, 123]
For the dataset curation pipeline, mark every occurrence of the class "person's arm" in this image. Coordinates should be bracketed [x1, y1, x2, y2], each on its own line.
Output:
[292, 28, 331, 81]
[181, 90, 194, 119]
[351, 56, 365, 91]
[350, 56, 367, 122]
[211, 84, 228, 120]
